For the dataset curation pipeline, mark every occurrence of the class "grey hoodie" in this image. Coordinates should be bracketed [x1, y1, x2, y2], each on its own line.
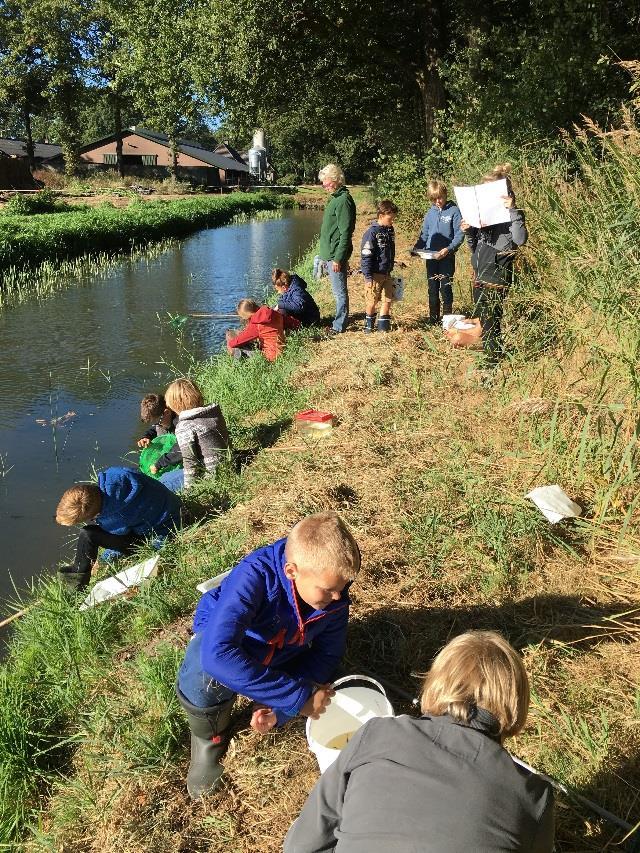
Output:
[174, 404, 230, 488]
[466, 207, 528, 286]
[284, 712, 554, 853]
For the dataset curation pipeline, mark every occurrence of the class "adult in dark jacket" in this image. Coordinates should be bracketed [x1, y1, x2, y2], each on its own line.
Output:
[284, 630, 554, 853]
[273, 268, 321, 327]
[462, 163, 528, 364]
[55, 466, 181, 590]
[318, 164, 356, 334]
[413, 180, 464, 323]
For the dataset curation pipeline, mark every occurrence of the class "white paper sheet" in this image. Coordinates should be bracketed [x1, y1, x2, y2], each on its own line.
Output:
[526, 485, 582, 524]
[79, 555, 160, 610]
[453, 179, 511, 229]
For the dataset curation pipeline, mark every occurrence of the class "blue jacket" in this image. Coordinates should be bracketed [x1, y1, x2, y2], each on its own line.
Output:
[277, 274, 321, 327]
[188, 538, 350, 723]
[360, 222, 395, 279]
[414, 202, 464, 276]
[95, 466, 181, 538]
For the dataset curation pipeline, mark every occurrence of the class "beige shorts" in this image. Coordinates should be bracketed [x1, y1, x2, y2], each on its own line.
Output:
[364, 272, 395, 302]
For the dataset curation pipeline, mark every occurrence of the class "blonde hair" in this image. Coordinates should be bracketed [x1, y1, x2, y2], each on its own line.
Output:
[165, 378, 204, 413]
[428, 180, 447, 201]
[482, 162, 512, 183]
[318, 163, 345, 187]
[285, 511, 360, 581]
[56, 483, 102, 526]
[236, 298, 260, 319]
[420, 631, 530, 739]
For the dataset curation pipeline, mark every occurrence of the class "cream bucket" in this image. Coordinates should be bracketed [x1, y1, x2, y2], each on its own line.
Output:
[306, 675, 394, 773]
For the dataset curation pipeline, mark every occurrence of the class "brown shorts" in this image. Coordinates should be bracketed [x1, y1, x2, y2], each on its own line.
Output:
[364, 272, 395, 302]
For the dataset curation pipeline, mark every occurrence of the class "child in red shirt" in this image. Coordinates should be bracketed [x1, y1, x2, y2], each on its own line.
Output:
[226, 298, 300, 361]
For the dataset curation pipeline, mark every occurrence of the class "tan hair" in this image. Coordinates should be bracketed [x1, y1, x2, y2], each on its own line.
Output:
[272, 268, 291, 289]
[420, 631, 530, 739]
[164, 378, 204, 413]
[482, 163, 514, 198]
[285, 511, 361, 581]
[140, 393, 165, 423]
[428, 180, 447, 202]
[318, 163, 345, 187]
[236, 298, 260, 319]
[377, 199, 398, 216]
[56, 483, 102, 526]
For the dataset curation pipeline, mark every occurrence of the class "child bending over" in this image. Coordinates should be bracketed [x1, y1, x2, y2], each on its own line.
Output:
[164, 378, 230, 490]
[226, 298, 300, 361]
[176, 510, 361, 799]
[272, 268, 321, 327]
[55, 466, 181, 591]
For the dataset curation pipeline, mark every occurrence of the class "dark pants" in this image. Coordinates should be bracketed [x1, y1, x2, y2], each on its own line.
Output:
[472, 284, 507, 364]
[74, 524, 142, 573]
[426, 260, 453, 320]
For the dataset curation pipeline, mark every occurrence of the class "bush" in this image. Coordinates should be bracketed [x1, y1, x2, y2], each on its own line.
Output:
[3, 189, 61, 216]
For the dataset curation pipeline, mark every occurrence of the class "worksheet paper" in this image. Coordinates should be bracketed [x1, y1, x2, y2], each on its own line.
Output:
[453, 179, 512, 229]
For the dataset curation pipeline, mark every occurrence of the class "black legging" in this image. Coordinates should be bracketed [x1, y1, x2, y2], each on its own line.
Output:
[73, 524, 142, 573]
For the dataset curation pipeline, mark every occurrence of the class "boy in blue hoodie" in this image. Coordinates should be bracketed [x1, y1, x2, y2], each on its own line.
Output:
[360, 200, 399, 333]
[55, 466, 181, 590]
[413, 180, 464, 324]
[176, 510, 360, 799]
[272, 268, 321, 327]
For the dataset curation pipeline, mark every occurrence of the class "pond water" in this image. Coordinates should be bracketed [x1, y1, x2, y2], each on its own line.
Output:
[0, 209, 322, 605]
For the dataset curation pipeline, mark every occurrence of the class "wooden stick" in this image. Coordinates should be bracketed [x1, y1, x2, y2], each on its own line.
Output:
[0, 605, 33, 629]
[188, 312, 238, 319]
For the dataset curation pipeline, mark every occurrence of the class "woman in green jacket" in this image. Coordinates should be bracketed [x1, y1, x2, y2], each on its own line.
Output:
[318, 164, 356, 334]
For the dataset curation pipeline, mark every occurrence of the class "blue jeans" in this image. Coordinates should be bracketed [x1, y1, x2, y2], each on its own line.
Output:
[159, 468, 184, 492]
[327, 265, 349, 332]
[178, 632, 237, 708]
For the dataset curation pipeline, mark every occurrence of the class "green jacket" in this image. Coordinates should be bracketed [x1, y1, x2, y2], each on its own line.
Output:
[319, 186, 357, 263]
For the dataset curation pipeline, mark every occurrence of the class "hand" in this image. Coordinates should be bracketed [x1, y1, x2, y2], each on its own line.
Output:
[502, 194, 514, 209]
[300, 685, 335, 720]
[137, 437, 150, 448]
[332, 261, 342, 273]
[149, 464, 158, 475]
[460, 219, 470, 231]
[435, 247, 449, 260]
[225, 328, 234, 341]
[251, 706, 278, 734]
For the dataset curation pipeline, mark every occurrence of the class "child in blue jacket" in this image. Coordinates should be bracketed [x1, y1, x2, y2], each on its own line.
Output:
[176, 510, 361, 799]
[55, 466, 181, 590]
[272, 268, 321, 327]
[413, 180, 464, 324]
[360, 199, 399, 332]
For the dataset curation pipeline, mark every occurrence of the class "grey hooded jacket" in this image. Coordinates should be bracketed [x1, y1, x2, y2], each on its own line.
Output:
[174, 404, 230, 488]
[284, 712, 554, 853]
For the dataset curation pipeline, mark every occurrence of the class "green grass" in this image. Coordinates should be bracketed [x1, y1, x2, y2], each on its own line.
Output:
[0, 192, 294, 302]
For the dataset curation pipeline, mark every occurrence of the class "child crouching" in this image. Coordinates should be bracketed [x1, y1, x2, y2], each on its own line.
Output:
[55, 466, 182, 590]
[164, 378, 230, 490]
[225, 298, 300, 361]
[176, 510, 361, 799]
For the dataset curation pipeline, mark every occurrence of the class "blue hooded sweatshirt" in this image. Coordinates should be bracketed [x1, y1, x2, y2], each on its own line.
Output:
[180, 538, 350, 723]
[276, 274, 321, 327]
[95, 466, 181, 538]
[360, 222, 395, 279]
[414, 201, 464, 277]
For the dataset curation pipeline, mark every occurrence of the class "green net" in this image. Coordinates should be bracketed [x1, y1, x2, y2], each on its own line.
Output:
[139, 434, 182, 478]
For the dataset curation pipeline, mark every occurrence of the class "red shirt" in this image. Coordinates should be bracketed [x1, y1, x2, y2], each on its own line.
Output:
[227, 306, 300, 361]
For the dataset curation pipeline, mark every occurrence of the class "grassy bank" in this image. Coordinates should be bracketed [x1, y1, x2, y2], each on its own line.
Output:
[0, 191, 292, 305]
[0, 134, 639, 851]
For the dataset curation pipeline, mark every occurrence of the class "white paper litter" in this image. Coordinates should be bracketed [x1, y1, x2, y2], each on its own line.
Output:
[526, 485, 582, 524]
[79, 555, 160, 610]
[196, 569, 232, 595]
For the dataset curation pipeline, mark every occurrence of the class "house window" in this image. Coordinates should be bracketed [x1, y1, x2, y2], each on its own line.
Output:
[103, 153, 117, 165]
[142, 154, 158, 166]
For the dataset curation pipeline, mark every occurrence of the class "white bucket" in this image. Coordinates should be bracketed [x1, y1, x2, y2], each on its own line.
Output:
[442, 313, 465, 330]
[306, 675, 394, 773]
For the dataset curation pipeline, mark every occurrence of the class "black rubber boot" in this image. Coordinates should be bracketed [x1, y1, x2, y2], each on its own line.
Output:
[177, 690, 235, 799]
[442, 303, 453, 316]
[57, 565, 91, 592]
[377, 314, 391, 332]
[364, 313, 376, 334]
